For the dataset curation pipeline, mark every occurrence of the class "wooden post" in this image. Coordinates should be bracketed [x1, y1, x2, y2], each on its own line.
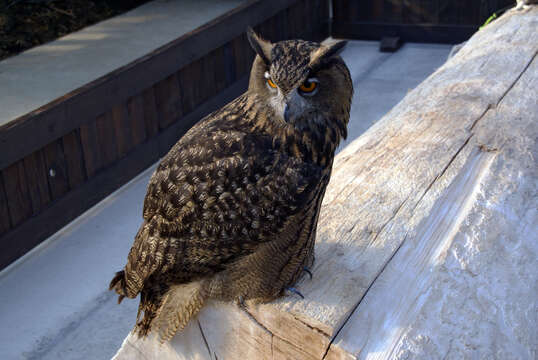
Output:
[113, 6, 538, 359]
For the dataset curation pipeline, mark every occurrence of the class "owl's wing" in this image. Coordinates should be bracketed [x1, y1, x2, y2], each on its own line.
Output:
[121, 126, 323, 296]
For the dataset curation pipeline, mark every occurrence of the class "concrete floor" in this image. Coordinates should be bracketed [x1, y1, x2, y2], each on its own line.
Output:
[0, 40, 451, 359]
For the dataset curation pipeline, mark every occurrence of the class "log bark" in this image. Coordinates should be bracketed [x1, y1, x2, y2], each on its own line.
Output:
[113, 6, 538, 359]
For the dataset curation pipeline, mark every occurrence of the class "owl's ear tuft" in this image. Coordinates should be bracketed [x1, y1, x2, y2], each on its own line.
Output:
[308, 41, 347, 70]
[246, 27, 272, 65]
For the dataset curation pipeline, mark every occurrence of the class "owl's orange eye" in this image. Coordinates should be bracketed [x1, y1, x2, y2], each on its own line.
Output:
[266, 77, 277, 88]
[298, 78, 319, 95]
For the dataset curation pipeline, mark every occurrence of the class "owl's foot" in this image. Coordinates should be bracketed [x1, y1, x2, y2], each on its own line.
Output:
[237, 296, 247, 309]
[285, 287, 304, 299]
[302, 267, 313, 279]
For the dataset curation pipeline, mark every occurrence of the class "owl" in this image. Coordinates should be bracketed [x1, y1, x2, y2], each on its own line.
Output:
[110, 28, 353, 342]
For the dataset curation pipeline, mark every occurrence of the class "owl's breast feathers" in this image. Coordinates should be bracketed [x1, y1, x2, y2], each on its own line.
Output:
[116, 94, 334, 300]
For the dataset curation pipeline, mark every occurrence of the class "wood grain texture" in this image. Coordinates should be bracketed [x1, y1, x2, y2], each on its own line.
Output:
[22, 151, 51, 214]
[62, 130, 87, 189]
[42, 140, 69, 200]
[113, 7, 538, 359]
[95, 112, 118, 167]
[0, 176, 11, 235]
[2, 161, 32, 227]
[80, 120, 103, 177]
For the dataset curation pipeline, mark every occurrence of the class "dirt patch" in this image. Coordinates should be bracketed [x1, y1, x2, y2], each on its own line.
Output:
[0, 0, 150, 61]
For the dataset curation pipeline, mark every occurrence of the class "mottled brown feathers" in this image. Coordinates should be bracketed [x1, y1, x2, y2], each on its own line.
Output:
[110, 29, 353, 339]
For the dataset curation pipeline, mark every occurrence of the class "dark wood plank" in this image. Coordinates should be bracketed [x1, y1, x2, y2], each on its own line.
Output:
[178, 62, 197, 116]
[80, 121, 103, 177]
[95, 112, 118, 167]
[43, 140, 70, 200]
[231, 34, 250, 80]
[23, 151, 52, 213]
[211, 47, 228, 94]
[221, 41, 237, 88]
[0, 176, 11, 235]
[127, 95, 148, 147]
[2, 161, 32, 227]
[0, 75, 248, 270]
[112, 104, 134, 158]
[191, 58, 207, 108]
[332, 0, 346, 23]
[142, 87, 159, 138]
[331, 21, 477, 44]
[62, 130, 87, 189]
[153, 73, 183, 130]
[200, 52, 218, 104]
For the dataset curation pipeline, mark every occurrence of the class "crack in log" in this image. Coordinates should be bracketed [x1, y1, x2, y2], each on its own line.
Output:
[243, 306, 326, 359]
[412, 134, 473, 213]
[197, 319, 212, 359]
[291, 314, 331, 338]
[471, 49, 537, 131]
[495, 49, 537, 107]
[321, 129, 479, 359]
[320, 196, 411, 360]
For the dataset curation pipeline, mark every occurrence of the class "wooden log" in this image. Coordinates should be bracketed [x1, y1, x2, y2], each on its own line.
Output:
[113, 7, 538, 359]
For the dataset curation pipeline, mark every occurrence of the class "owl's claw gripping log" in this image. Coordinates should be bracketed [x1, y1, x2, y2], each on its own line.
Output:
[303, 267, 313, 279]
[286, 287, 304, 299]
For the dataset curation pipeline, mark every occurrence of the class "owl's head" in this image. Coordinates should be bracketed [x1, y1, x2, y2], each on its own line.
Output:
[246, 28, 353, 142]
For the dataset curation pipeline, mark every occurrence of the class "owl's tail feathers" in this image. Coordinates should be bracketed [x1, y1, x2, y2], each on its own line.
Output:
[109, 270, 140, 304]
[154, 281, 207, 343]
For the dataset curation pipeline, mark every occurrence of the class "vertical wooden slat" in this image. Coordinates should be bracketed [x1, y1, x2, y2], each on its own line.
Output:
[154, 73, 183, 130]
[211, 47, 228, 95]
[95, 112, 118, 167]
[127, 95, 147, 147]
[274, 8, 288, 41]
[2, 162, 32, 227]
[232, 34, 250, 80]
[142, 87, 159, 138]
[80, 121, 103, 177]
[43, 140, 69, 200]
[222, 41, 237, 88]
[355, 0, 371, 22]
[332, 0, 345, 24]
[62, 130, 87, 189]
[0, 176, 11, 234]
[200, 52, 217, 104]
[191, 58, 206, 107]
[178, 62, 197, 115]
[22, 151, 51, 215]
[112, 104, 133, 158]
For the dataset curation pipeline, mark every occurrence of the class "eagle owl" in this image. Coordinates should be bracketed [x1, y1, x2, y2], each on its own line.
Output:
[110, 28, 353, 341]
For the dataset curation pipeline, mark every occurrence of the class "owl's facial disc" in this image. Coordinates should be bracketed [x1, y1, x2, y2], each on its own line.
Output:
[265, 71, 320, 124]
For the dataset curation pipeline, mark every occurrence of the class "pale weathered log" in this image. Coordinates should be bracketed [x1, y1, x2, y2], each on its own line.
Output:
[113, 7, 538, 360]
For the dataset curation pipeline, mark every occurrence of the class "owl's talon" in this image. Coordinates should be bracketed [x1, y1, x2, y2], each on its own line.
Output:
[237, 296, 247, 308]
[303, 267, 313, 279]
[286, 287, 304, 299]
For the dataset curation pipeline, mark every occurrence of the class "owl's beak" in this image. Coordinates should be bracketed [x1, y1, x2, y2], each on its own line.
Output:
[283, 104, 290, 123]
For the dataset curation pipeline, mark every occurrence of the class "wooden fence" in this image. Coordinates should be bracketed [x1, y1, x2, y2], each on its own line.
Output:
[332, 0, 514, 43]
[0, 0, 330, 269]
